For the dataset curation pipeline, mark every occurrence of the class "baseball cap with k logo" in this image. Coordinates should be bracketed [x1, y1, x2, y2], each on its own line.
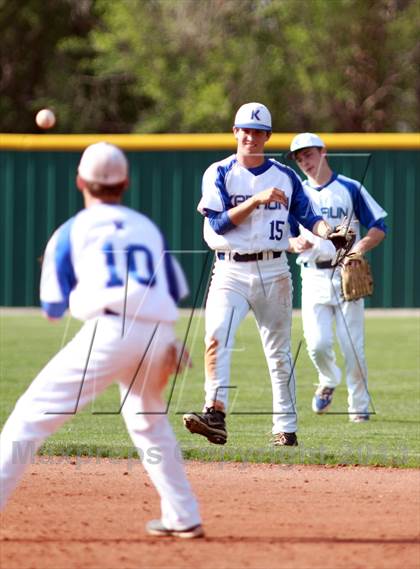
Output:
[234, 102, 272, 131]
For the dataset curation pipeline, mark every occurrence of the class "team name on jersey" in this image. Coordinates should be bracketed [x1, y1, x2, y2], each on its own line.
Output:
[321, 206, 349, 219]
[231, 194, 289, 210]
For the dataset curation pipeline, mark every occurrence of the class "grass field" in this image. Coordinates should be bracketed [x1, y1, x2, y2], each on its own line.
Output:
[1, 311, 419, 467]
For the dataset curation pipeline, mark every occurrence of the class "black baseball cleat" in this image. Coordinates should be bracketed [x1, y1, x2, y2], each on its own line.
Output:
[146, 519, 205, 539]
[272, 432, 298, 447]
[183, 407, 227, 445]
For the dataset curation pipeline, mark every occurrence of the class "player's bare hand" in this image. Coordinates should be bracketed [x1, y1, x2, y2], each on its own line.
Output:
[254, 187, 288, 208]
[289, 236, 313, 253]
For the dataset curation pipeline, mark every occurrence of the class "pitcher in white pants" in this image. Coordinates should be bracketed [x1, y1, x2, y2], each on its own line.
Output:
[182, 103, 336, 447]
[203, 255, 296, 435]
[0, 142, 203, 539]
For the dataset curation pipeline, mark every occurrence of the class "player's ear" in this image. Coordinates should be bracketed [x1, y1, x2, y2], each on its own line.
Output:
[265, 131, 272, 142]
[76, 174, 85, 192]
[233, 127, 239, 140]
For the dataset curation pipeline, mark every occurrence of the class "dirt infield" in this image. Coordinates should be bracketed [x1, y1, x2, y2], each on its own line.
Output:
[1, 459, 419, 569]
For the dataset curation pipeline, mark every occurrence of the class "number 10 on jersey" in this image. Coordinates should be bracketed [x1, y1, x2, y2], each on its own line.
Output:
[103, 242, 156, 287]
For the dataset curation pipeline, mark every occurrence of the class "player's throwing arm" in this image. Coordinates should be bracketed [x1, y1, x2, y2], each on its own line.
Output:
[227, 187, 289, 226]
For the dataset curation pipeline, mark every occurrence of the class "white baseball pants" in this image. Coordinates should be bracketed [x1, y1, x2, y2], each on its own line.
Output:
[301, 268, 370, 414]
[204, 255, 297, 434]
[0, 315, 201, 530]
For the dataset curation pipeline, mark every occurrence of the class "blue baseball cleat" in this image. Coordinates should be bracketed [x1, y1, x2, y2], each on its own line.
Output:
[312, 386, 335, 413]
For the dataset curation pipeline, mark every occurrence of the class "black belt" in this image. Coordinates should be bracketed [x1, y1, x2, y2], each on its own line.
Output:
[104, 308, 119, 316]
[303, 260, 334, 269]
[217, 251, 282, 262]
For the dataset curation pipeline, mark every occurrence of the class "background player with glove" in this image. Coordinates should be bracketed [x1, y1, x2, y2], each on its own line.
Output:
[183, 103, 336, 448]
[288, 133, 387, 422]
[0, 142, 203, 539]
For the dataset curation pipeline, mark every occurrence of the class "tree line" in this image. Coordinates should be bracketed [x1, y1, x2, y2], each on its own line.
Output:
[1, 0, 418, 133]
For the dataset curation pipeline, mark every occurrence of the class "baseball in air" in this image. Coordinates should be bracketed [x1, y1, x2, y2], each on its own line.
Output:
[35, 109, 56, 130]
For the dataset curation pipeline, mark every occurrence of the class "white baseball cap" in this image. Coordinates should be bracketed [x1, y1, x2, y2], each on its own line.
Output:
[234, 102, 272, 131]
[287, 132, 325, 159]
[78, 142, 128, 185]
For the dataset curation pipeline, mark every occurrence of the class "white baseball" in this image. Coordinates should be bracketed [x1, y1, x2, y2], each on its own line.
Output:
[35, 109, 56, 129]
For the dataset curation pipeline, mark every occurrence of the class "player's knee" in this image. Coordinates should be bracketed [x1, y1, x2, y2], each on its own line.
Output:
[123, 411, 165, 435]
[205, 328, 233, 350]
[307, 337, 331, 358]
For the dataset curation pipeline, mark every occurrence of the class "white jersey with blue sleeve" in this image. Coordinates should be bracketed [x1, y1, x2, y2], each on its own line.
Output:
[289, 172, 388, 265]
[197, 155, 322, 253]
[40, 204, 187, 322]
[303, 173, 387, 235]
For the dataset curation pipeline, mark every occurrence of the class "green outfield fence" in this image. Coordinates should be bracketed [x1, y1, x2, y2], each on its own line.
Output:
[1, 133, 419, 308]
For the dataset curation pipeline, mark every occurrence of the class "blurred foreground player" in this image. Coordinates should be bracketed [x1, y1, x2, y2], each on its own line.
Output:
[0, 142, 203, 538]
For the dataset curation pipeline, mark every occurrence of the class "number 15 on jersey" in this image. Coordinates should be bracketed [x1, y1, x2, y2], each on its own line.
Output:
[269, 220, 285, 241]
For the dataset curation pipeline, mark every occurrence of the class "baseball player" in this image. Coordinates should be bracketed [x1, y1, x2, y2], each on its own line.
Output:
[183, 103, 336, 447]
[0, 142, 204, 539]
[287, 133, 387, 422]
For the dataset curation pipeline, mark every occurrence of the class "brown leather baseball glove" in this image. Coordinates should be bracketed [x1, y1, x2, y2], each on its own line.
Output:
[326, 220, 357, 267]
[341, 252, 373, 301]
[327, 224, 356, 251]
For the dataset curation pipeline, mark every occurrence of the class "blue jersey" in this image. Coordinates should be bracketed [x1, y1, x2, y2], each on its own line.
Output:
[40, 204, 187, 322]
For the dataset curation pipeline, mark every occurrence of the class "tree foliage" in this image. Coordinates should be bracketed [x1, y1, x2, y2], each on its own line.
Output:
[1, 0, 418, 133]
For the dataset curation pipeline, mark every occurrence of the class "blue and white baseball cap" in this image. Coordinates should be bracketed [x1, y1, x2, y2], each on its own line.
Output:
[78, 142, 128, 185]
[234, 102, 272, 131]
[287, 132, 325, 159]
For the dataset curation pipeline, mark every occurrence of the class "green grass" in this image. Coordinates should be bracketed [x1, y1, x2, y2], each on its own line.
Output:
[1, 311, 419, 467]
